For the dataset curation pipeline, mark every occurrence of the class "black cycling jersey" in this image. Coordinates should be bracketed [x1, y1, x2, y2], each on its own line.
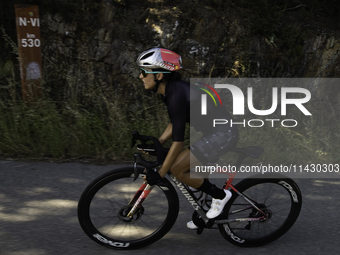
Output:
[161, 80, 234, 142]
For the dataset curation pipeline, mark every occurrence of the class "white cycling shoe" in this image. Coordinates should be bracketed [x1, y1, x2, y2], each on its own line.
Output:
[206, 189, 232, 219]
[187, 189, 232, 229]
[186, 220, 198, 230]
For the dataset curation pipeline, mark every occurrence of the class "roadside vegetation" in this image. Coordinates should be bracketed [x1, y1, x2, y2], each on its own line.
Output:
[0, 0, 339, 164]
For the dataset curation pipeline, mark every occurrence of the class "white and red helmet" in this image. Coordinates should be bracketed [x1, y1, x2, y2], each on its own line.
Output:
[136, 48, 182, 71]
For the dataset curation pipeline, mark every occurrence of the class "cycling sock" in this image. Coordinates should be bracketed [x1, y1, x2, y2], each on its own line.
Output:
[197, 179, 226, 199]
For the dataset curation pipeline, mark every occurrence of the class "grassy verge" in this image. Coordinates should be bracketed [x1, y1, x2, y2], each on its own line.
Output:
[0, 93, 169, 162]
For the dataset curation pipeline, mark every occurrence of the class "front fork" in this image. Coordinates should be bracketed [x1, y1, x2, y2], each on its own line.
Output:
[127, 181, 154, 218]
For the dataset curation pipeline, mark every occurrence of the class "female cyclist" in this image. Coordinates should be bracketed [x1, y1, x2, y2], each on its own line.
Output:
[136, 48, 239, 229]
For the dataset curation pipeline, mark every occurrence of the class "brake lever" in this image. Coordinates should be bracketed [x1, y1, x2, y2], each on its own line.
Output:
[131, 131, 167, 175]
[131, 136, 136, 149]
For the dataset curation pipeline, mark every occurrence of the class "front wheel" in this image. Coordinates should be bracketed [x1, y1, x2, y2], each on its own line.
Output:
[78, 167, 179, 249]
[218, 174, 302, 247]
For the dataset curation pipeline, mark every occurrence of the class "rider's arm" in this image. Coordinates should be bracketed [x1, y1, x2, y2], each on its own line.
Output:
[155, 83, 188, 179]
[158, 123, 172, 145]
[157, 141, 184, 178]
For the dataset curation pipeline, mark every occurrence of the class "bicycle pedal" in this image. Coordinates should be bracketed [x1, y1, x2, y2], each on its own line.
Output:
[196, 228, 204, 235]
[206, 219, 214, 228]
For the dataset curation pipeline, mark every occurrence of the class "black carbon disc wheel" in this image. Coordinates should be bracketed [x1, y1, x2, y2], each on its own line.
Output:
[78, 167, 179, 249]
[218, 174, 302, 247]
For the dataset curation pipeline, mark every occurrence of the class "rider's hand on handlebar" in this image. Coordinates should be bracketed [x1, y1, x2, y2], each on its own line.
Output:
[143, 169, 163, 186]
[141, 150, 149, 155]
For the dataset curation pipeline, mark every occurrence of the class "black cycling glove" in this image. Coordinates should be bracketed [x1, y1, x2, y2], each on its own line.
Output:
[145, 169, 162, 186]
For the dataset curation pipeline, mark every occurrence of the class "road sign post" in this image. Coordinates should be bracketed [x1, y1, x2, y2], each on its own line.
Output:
[15, 4, 43, 100]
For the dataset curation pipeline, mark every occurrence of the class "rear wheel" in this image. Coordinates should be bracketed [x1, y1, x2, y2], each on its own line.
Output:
[78, 167, 179, 249]
[218, 174, 302, 247]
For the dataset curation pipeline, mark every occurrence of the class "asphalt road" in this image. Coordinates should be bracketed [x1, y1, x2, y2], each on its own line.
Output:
[1, 159, 340, 255]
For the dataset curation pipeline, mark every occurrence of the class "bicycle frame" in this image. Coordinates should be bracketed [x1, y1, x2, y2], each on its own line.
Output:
[127, 168, 268, 225]
[128, 135, 268, 225]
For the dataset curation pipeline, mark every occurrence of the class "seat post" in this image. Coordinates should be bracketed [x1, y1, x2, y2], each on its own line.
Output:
[223, 153, 248, 190]
[235, 154, 248, 172]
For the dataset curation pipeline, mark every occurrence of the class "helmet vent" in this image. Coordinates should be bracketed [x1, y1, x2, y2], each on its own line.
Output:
[141, 52, 154, 60]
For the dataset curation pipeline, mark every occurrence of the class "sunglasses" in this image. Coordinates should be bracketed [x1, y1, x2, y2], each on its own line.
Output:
[140, 67, 171, 77]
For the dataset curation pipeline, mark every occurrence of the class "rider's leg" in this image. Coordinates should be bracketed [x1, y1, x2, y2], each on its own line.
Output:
[171, 148, 227, 198]
[170, 148, 203, 188]
[170, 148, 232, 220]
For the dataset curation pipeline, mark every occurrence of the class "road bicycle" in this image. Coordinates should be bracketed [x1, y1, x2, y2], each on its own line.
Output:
[77, 131, 302, 249]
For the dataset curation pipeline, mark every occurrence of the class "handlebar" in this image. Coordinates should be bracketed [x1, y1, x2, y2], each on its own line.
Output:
[131, 131, 169, 169]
